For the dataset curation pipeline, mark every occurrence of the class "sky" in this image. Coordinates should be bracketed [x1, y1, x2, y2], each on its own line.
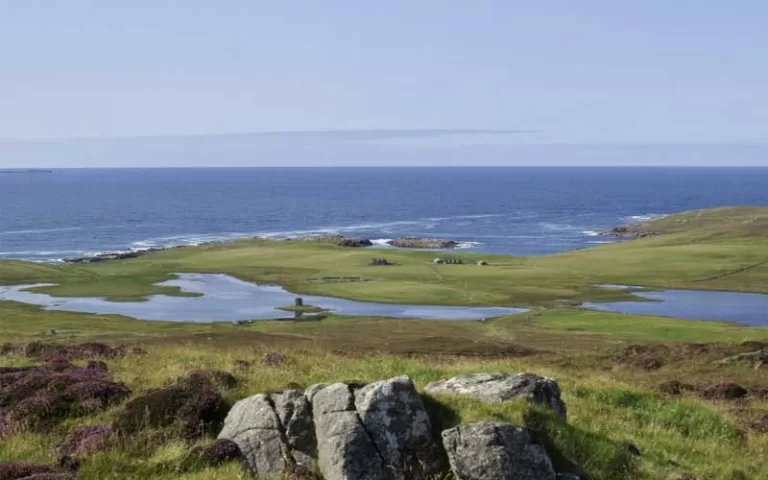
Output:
[0, 1, 767, 167]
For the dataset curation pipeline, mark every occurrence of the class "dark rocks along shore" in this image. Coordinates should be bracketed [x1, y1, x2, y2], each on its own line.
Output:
[290, 235, 461, 249]
[387, 237, 460, 249]
[289, 234, 373, 247]
[64, 247, 184, 264]
[598, 222, 660, 239]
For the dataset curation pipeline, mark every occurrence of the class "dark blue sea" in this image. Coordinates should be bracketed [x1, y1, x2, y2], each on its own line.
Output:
[1, 167, 767, 262]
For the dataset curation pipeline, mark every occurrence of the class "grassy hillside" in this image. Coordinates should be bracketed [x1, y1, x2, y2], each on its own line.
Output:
[645, 206, 768, 239]
[1, 206, 766, 479]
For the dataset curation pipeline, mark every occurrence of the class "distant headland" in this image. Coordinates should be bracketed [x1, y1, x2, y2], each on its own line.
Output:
[0, 169, 54, 174]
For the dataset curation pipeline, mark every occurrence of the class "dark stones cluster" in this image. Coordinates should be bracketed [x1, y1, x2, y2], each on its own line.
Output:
[369, 257, 394, 266]
[598, 223, 661, 239]
[388, 237, 460, 249]
[433, 257, 465, 265]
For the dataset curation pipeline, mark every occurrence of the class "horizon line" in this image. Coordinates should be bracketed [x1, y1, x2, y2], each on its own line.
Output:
[3, 165, 768, 170]
[0, 128, 535, 144]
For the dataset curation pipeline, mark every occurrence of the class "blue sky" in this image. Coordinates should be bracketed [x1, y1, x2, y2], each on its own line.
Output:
[0, 2, 766, 166]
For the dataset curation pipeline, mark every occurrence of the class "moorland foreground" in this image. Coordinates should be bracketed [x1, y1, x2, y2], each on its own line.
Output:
[1, 206, 767, 480]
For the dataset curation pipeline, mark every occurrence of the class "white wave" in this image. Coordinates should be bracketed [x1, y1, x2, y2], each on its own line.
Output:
[258, 229, 329, 239]
[455, 241, 481, 249]
[628, 213, 668, 222]
[370, 238, 393, 246]
[0, 223, 154, 236]
[335, 220, 437, 232]
[258, 220, 434, 239]
[259, 214, 505, 238]
[130, 240, 158, 248]
[146, 233, 242, 243]
[130, 233, 246, 250]
[539, 222, 581, 232]
[425, 213, 504, 221]
[0, 250, 87, 256]
[82, 250, 125, 257]
[462, 214, 504, 219]
[582, 230, 601, 237]
[0, 226, 83, 236]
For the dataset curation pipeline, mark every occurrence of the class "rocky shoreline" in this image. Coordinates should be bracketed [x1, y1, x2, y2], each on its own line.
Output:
[62, 235, 465, 264]
[61, 216, 661, 265]
[387, 237, 460, 249]
[598, 222, 661, 239]
[286, 234, 374, 247]
[65, 247, 176, 264]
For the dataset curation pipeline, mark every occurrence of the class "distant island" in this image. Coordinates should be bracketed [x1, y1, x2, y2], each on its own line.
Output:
[0, 169, 54, 174]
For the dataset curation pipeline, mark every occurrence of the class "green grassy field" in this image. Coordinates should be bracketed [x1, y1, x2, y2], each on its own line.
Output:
[1, 206, 767, 479]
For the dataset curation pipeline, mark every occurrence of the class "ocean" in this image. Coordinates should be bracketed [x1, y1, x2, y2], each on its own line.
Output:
[1, 167, 767, 262]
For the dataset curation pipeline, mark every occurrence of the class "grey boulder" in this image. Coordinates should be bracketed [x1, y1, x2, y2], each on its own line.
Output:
[354, 376, 446, 479]
[442, 422, 556, 480]
[217, 394, 291, 477]
[311, 382, 386, 480]
[426, 372, 567, 421]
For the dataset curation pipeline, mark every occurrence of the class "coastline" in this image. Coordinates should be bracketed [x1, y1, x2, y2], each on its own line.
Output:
[0, 169, 54, 174]
[3, 212, 667, 265]
[60, 235, 475, 264]
[54, 217, 656, 265]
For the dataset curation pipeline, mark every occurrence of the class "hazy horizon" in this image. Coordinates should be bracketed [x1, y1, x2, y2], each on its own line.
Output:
[1, 133, 766, 168]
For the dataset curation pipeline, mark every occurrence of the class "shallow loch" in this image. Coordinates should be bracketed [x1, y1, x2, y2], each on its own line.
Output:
[0, 273, 527, 322]
[585, 287, 768, 326]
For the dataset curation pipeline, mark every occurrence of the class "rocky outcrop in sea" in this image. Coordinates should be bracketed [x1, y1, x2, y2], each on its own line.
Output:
[388, 237, 460, 249]
[64, 245, 190, 264]
[598, 223, 660, 239]
[290, 234, 373, 247]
